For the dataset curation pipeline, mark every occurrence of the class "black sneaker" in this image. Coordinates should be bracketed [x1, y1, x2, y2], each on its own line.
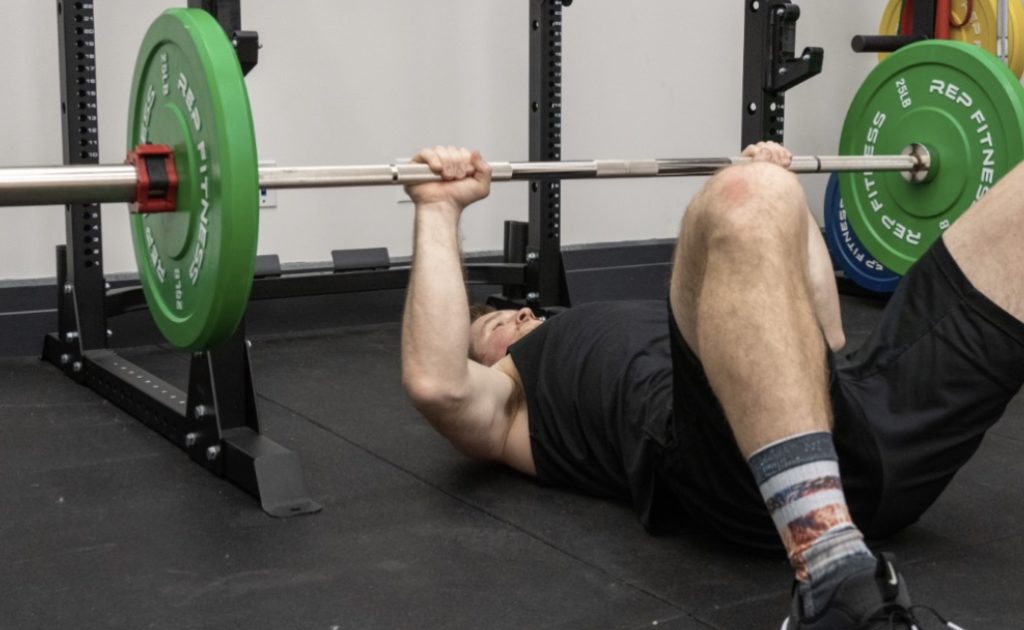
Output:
[780, 553, 964, 629]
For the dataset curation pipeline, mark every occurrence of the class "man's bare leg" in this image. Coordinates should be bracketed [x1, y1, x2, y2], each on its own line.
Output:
[944, 160, 1024, 320]
[669, 159, 873, 619]
[670, 162, 831, 455]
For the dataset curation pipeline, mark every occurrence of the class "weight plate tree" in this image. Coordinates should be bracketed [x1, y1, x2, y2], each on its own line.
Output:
[878, 0, 1024, 78]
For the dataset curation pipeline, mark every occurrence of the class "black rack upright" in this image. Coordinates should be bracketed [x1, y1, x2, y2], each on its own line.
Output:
[51, 0, 107, 358]
[741, 0, 823, 147]
[525, 0, 571, 309]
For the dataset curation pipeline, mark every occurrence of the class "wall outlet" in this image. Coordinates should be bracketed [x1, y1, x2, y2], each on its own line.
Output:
[259, 159, 277, 209]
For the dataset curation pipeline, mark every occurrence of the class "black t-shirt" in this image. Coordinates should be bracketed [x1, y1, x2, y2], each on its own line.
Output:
[508, 300, 675, 529]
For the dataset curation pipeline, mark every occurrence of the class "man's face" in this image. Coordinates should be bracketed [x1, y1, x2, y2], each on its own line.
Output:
[469, 308, 544, 366]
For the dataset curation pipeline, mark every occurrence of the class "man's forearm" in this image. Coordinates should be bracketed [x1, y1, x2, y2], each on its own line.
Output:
[401, 202, 472, 396]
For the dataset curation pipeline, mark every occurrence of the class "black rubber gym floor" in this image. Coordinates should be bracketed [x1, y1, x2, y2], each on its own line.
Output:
[2, 294, 1022, 629]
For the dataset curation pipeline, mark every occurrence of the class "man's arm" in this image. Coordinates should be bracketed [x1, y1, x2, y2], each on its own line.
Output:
[400, 146, 522, 465]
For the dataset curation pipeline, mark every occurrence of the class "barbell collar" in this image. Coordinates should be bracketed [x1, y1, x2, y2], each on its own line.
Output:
[0, 153, 928, 207]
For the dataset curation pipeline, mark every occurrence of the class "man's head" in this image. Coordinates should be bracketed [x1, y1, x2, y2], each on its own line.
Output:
[469, 305, 544, 366]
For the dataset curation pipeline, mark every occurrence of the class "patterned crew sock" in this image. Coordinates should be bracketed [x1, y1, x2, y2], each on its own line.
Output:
[747, 431, 875, 617]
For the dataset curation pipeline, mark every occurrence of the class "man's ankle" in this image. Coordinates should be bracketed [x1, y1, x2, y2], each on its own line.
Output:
[798, 530, 875, 617]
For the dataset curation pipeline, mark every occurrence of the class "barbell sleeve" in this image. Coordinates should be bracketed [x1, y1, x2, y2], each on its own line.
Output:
[0, 164, 138, 206]
[0, 152, 928, 207]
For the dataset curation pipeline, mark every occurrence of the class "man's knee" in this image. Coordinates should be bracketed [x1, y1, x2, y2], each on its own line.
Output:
[692, 162, 806, 248]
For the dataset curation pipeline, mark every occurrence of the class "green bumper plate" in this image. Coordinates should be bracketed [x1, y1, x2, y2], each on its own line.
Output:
[839, 40, 1024, 275]
[127, 8, 259, 350]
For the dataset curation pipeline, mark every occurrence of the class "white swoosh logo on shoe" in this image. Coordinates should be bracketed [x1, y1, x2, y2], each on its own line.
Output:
[886, 562, 898, 586]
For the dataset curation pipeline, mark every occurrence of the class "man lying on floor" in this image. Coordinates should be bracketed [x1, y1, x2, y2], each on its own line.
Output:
[399, 142, 1016, 629]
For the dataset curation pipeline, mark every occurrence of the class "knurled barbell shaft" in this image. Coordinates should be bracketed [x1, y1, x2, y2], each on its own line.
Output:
[257, 154, 924, 188]
[0, 153, 925, 207]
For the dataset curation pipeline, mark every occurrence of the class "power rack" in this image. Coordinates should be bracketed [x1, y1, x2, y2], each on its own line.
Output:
[40, 0, 566, 515]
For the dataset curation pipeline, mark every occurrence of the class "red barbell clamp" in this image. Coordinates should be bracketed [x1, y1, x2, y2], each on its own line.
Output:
[126, 144, 178, 213]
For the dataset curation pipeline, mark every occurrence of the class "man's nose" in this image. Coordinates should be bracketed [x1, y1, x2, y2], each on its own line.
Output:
[515, 308, 534, 323]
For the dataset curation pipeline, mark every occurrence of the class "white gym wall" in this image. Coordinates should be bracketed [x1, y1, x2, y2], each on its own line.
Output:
[0, 0, 889, 281]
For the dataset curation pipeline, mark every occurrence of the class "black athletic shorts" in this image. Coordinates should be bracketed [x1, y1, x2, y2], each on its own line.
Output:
[658, 237, 1024, 551]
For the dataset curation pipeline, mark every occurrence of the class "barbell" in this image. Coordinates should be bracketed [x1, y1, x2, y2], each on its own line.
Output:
[3, 8, 1024, 350]
[0, 152, 929, 207]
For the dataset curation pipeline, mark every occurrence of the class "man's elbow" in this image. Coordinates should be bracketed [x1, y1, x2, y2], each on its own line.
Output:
[402, 374, 468, 414]
[402, 376, 509, 464]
